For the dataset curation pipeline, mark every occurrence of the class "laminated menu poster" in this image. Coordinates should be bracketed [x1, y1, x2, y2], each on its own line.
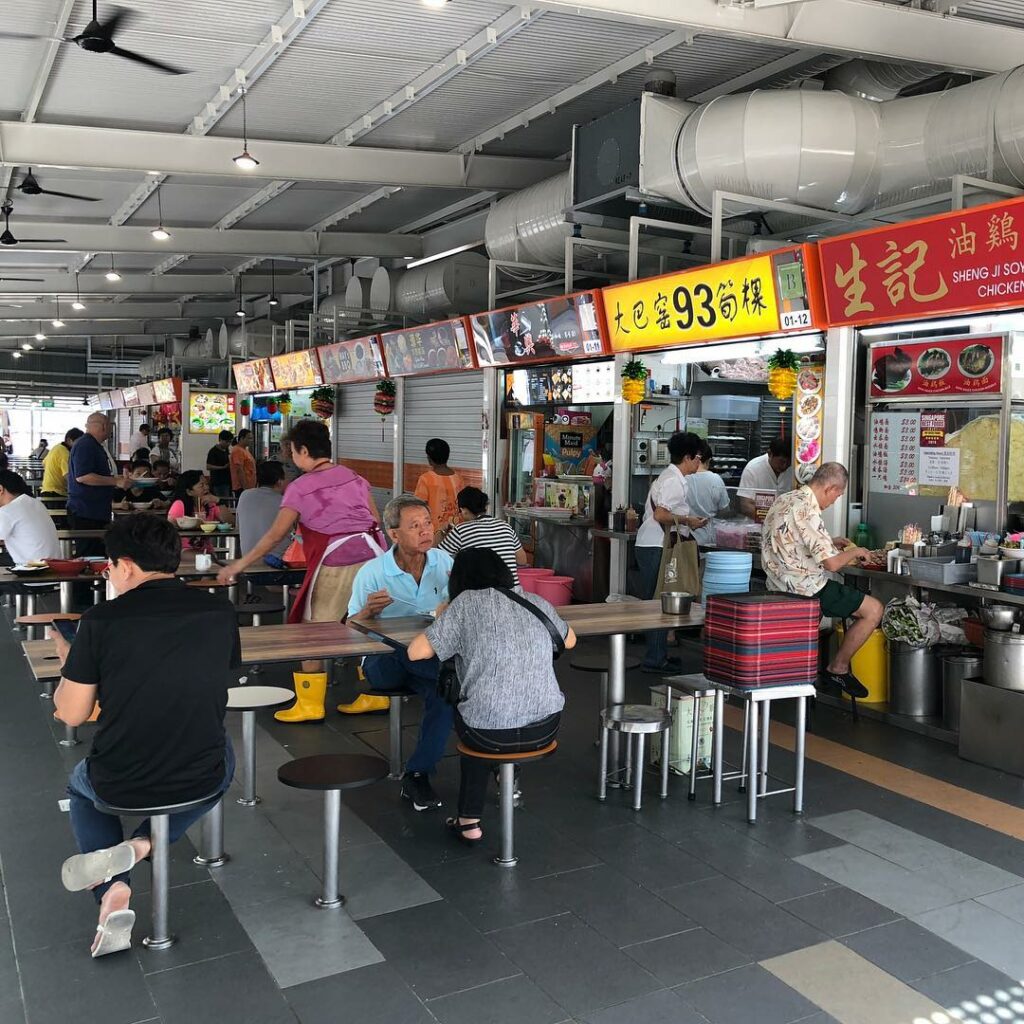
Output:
[868, 336, 1003, 399]
[868, 411, 920, 494]
[232, 358, 274, 395]
[152, 378, 180, 404]
[470, 292, 606, 366]
[317, 335, 385, 383]
[269, 350, 323, 390]
[135, 382, 156, 407]
[379, 318, 473, 377]
[189, 392, 236, 435]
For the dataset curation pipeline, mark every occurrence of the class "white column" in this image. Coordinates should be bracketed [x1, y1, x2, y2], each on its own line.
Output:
[392, 378, 405, 496]
[821, 325, 857, 538]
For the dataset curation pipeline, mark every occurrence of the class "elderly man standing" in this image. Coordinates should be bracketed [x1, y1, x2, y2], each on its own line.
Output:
[349, 495, 454, 811]
[67, 413, 129, 556]
[761, 462, 881, 699]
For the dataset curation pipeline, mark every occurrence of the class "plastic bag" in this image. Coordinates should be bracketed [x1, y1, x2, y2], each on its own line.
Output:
[881, 596, 966, 647]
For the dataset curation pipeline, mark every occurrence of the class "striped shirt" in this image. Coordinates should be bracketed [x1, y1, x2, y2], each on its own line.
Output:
[440, 515, 523, 584]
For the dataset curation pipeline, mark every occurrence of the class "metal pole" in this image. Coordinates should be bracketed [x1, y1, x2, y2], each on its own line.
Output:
[660, 686, 672, 799]
[238, 711, 259, 806]
[60, 723, 78, 747]
[607, 633, 625, 781]
[60, 581, 72, 615]
[689, 693, 700, 800]
[759, 700, 770, 797]
[387, 699, 403, 780]
[712, 689, 724, 806]
[598, 722, 608, 801]
[633, 734, 646, 811]
[315, 789, 343, 908]
[143, 815, 174, 948]
[495, 762, 517, 867]
[746, 700, 759, 825]
[794, 695, 807, 815]
[193, 798, 229, 867]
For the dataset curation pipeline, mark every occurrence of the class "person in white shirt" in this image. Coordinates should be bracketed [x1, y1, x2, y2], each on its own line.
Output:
[0, 470, 61, 564]
[634, 431, 704, 673]
[129, 423, 151, 455]
[686, 440, 733, 547]
[736, 437, 793, 519]
[149, 427, 180, 473]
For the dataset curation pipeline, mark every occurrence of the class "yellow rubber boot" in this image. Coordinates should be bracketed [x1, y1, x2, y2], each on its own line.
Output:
[274, 672, 327, 723]
[336, 693, 390, 714]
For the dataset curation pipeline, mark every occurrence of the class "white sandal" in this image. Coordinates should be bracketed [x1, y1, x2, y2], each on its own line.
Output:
[62, 842, 137, 892]
[91, 909, 135, 958]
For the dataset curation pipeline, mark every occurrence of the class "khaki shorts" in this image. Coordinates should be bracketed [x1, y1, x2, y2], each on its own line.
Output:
[306, 562, 368, 623]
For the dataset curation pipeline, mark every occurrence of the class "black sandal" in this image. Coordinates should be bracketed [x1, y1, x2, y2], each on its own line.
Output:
[445, 817, 483, 846]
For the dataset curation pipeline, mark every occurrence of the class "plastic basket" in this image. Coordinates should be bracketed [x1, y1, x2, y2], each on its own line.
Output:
[906, 557, 977, 585]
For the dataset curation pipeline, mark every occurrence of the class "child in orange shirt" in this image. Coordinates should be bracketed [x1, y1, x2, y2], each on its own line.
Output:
[414, 438, 464, 538]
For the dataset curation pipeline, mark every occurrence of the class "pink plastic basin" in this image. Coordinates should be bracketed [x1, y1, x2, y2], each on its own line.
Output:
[533, 575, 574, 606]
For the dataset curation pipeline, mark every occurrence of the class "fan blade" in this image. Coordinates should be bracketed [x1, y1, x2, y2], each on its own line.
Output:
[16, 238, 68, 244]
[0, 31, 68, 43]
[99, 6, 134, 38]
[34, 188, 101, 202]
[0, 277, 44, 282]
[109, 45, 187, 75]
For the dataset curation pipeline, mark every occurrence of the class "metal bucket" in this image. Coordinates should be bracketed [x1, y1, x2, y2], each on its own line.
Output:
[887, 640, 942, 718]
[983, 630, 1024, 691]
[941, 652, 983, 732]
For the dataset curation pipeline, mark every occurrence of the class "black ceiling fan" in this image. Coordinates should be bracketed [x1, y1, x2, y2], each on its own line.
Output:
[0, 276, 45, 282]
[0, 203, 67, 247]
[16, 169, 100, 203]
[0, 2, 189, 75]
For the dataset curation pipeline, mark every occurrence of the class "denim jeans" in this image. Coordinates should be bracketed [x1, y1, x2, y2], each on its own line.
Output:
[635, 544, 669, 668]
[362, 650, 451, 775]
[66, 738, 235, 903]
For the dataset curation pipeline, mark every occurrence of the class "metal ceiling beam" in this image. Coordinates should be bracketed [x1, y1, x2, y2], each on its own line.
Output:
[0, 273, 312, 296]
[0, 223, 421, 258]
[0, 122, 562, 191]
[0, 301, 252, 320]
[0, 321, 219, 337]
[687, 48, 830, 101]
[531, 0, 1024, 74]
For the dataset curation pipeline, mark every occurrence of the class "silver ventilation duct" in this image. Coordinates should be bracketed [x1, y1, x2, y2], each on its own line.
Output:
[825, 59, 947, 102]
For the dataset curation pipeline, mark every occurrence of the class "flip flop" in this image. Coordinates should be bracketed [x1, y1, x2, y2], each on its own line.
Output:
[91, 909, 135, 958]
[62, 841, 137, 892]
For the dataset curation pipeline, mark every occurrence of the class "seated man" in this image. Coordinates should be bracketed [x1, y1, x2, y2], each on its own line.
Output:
[348, 495, 453, 812]
[761, 462, 880, 699]
[235, 460, 289, 565]
[0, 469, 61, 564]
[53, 514, 239, 958]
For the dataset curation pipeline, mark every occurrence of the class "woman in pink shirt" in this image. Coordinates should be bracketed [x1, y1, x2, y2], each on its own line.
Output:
[167, 471, 222, 553]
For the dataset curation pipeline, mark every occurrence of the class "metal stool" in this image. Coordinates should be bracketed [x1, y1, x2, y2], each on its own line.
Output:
[570, 650, 641, 744]
[228, 685, 294, 805]
[455, 741, 558, 867]
[598, 697, 673, 811]
[95, 788, 225, 949]
[277, 754, 387, 908]
[367, 684, 416, 779]
[234, 597, 285, 628]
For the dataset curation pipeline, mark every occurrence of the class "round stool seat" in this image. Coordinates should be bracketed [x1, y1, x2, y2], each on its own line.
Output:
[227, 685, 294, 710]
[278, 754, 388, 792]
[369, 683, 416, 698]
[97, 787, 224, 817]
[234, 603, 285, 618]
[186, 579, 228, 589]
[455, 740, 557, 762]
[601, 704, 671, 734]
[571, 652, 641, 673]
[15, 612, 82, 626]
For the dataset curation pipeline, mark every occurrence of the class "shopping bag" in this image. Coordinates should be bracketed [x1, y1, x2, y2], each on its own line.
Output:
[282, 534, 307, 568]
[656, 520, 701, 598]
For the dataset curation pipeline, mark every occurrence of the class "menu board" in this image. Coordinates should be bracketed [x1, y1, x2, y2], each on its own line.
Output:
[868, 336, 1003, 400]
[269, 350, 322, 390]
[121, 386, 139, 408]
[470, 292, 606, 366]
[792, 364, 825, 485]
[317, 334, 386, 383]
[232, 358, 274, 395]
[571, 360, 616, 403]
[379, 317, 474, 377]
[109, 389, 125, 409]
[135, 382, 156, 407]
[98, 392, 113, 411]
[188, 391, 236, 435]
[869, 411, 920, 494]
[152, 378, 181, 404]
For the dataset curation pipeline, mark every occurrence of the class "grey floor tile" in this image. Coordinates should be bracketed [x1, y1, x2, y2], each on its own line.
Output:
[780, 887, 900, 938]
[912, 959, 1022, 1016]
[489, 912, 661, 1016]
[285, 961, 434, 1024]
[146, 949, 294, 1023]
[534, 865, 696, 947]
[914, 900, 1024, 980]
[659, 875, 827, 960]
[18, 936, 157, 1024]
[427, 973, 567, 1024]
[580, 988, 707, 1024]
[233, 892, 382, 988]
[623, 926, 751, 986]
[675, 963, 818, 1024]
[580, 824, 718, 891]
[339, 839, 441, 921]
[976, 882, 1024, 925]
[361, 901, 519, 1001]
[840, 918, 974, 983]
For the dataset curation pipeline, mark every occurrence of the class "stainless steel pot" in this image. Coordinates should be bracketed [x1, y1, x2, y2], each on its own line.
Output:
[983, 630, 1024, 691]
[887, 640, 942, 717]
[661, 592, 693, 615]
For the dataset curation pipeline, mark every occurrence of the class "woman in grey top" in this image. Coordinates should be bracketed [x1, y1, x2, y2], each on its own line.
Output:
[409, 548, 576, 844]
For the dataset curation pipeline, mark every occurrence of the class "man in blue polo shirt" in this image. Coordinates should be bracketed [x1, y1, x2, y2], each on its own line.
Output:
[349, 494, 453, 811]
[67, 413, 130, 555]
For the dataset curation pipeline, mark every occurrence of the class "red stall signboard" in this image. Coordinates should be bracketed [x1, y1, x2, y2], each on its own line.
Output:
[379, 317, 474, 376]
[317, 334, 386, 383]
[470, 292, 606, 366]
[232, 358, 274, 394]
[820, 197, 1024, 327]
[868, 336, 1003, 400]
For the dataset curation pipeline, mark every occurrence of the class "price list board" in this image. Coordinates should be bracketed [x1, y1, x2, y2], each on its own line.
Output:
[868, 411, 920, 494]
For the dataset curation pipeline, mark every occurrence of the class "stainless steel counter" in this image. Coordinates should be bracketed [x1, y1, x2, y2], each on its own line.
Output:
[844, 565, 1024, 606]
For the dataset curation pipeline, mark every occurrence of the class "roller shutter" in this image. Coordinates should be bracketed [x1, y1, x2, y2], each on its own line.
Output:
[333, 381, 394, 509]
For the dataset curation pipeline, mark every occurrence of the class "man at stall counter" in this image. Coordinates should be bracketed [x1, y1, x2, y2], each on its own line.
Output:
[41, 427, 84, 497]
[736, 437, 793, 519]
[348, 495, 453, 812]
[150, 427, 180, 474]
[205, 430, 233, 499]
[761, 462, 880, 699]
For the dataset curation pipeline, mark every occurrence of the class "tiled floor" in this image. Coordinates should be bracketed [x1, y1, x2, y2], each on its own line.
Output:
[5, 605, 1024, 1024]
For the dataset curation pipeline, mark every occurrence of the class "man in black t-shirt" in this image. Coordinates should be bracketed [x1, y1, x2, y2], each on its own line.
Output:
[53, 514, 239, 958]
[205, 429, 233, 498]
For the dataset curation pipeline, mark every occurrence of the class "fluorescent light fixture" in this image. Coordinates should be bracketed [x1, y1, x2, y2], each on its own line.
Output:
[105, 253, 120, 281]
[859, 316, 977, 337]
[236, 308, 246, 318]
[268, 295, 279, 307]
[51, 318, 64, 328]
[12, 351, 22, 359]
[71, 299, 85, 311]
[658, 331, 822, 364]
[33, 332, 45, 342]
[403, 242, 477, 270]
[422, 0, 449, 8]
[151, 226, 170, 241]
[147, 170, 161, 176]
[21, 342, 32, 351]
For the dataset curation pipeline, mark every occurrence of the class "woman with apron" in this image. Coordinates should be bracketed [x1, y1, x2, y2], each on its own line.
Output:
[218, 419, 387, 722]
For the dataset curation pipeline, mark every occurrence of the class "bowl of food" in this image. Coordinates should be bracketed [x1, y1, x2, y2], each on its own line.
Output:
[979, 605, 1017, 631]
[176, 516, 200, 530]
[216, 522, 231, 532]
[200, 522, 218, 534]
[131, 501, 153, 511]
[44, 558, 87, 577]
[128, 477, 158, 488]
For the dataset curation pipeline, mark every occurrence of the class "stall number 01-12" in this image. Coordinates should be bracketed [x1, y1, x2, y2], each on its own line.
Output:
[781, 309, 812, 331]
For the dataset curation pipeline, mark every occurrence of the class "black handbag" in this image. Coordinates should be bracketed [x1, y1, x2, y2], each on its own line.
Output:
[436, 588, 566, 707]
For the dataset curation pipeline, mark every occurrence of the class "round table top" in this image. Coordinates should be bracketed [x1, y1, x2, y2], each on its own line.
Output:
[602, 703, 672, 734]
[277, 753, 389, 792]
[227, 685, 294, 710]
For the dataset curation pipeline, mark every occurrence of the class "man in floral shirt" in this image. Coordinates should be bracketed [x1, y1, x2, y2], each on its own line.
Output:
[762, 462, 881, 698]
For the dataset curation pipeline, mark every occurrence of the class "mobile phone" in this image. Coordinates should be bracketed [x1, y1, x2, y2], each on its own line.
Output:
[52, 618, 79, 644]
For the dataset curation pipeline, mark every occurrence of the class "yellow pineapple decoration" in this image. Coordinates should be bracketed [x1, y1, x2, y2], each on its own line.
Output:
[621, 358, 648, 404]
[767, 349, 799, 400]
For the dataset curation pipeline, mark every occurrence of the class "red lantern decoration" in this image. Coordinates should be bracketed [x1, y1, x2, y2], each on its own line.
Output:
[373, 379, 396, 440]
[267, 399, 277, 415]
[239, 398, 251, 416]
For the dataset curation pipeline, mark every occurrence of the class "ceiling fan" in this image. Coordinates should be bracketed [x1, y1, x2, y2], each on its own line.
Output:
[0, 203, 67, 247]
[0, 2, 189, 75]
[16, 169, 100, 203]
[0, 277, 45, 282]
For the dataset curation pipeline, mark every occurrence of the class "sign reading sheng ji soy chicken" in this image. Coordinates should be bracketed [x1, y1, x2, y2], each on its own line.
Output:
[819, 196, 1024, 327]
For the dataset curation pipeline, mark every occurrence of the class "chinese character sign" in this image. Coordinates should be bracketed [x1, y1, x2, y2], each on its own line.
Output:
[868, 336, 1003, 400]
[868, 411, 921, 495]
[820, 197, 1024, 327]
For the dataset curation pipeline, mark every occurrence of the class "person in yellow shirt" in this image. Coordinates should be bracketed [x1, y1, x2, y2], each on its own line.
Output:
[414, 438, 465, 538]
[41, 428, 84, 497]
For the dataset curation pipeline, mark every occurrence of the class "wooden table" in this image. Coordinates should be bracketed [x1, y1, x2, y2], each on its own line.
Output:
[56, 527, 240, 559]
